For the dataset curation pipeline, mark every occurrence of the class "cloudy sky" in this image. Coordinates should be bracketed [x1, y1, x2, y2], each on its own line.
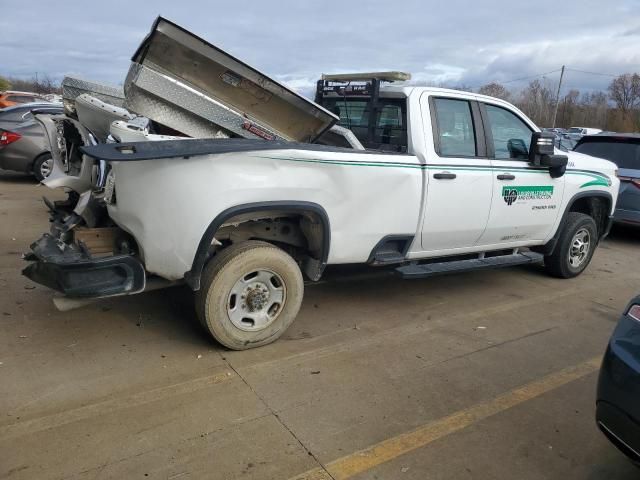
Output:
[1, 0, 639, 97]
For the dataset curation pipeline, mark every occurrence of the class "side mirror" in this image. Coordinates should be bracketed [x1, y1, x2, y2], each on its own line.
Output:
[529, 131, 568, 178]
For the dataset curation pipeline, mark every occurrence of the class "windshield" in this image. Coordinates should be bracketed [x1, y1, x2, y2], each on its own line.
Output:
[575, 139, 640, 170]
[568, 127, 583, 134]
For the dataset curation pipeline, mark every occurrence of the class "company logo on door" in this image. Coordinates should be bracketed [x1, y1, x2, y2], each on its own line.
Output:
[502, 186, 554, 206]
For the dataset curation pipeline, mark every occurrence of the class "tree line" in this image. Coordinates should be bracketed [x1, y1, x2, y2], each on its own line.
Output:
[0, 74, 61, 95]
[2, 71, 639, 132]
[476, 73, 640, 133]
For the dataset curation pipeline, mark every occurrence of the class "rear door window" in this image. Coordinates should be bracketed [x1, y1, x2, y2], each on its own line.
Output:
[323, 97, 408, 151]
[574, 140, 640, 170]
[433, 98, 477, 157]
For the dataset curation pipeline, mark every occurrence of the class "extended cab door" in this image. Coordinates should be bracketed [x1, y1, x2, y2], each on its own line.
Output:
[419, 95, 493, 251]
[477, 102, 565, 244]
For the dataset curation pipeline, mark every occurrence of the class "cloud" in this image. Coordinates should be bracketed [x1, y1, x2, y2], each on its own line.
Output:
[1, 0, 639, 98]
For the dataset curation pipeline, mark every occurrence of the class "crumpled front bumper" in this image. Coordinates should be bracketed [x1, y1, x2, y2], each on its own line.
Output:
[22, 234, 145, 298]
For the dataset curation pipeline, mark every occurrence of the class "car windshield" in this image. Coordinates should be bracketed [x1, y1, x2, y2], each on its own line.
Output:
[568, 127, 583, 134]
[574, 139, 640, 170]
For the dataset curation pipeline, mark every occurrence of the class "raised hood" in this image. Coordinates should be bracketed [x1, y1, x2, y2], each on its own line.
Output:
[125, 16, 338, 142]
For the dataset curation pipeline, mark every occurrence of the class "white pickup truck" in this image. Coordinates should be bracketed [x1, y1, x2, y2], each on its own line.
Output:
[23, 17, 619, 349]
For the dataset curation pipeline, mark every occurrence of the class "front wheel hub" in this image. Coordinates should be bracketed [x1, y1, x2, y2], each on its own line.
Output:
[568, 227, 591, 268]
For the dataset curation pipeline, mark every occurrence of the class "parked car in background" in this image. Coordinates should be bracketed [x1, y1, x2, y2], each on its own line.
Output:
[597, 294, 640, 465]
[0, 103, 61, 129]
[565, 126, 603, 141]
[0, 104, 63, 181]
[574, 134, 640, 225]
[556, 136, 578, 151]
[42, 93, 63, 104]
[0, 91, 48, 108]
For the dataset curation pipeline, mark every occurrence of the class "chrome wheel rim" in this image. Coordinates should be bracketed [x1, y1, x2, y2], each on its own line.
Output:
[227, 269, 286, 331]
[568, 228, 590, 268]
[40, 158, 53, 178]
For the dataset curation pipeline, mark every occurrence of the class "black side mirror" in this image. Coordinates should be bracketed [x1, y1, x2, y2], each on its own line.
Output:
[529, 131, 568, 178]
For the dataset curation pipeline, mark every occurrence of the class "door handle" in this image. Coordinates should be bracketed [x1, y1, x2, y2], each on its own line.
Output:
[433, 172, 457, 180]
[497, 174, 516, 180]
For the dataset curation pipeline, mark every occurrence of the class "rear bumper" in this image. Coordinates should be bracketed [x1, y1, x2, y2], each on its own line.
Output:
[22, 233, 145, 298]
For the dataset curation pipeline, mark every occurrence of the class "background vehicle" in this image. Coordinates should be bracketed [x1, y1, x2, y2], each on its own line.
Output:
[0, 104, 63, 181]
[597, 295, 640, 465]
[574, 134, 640, 225]
[22, 17, 620, 350]
[0, 91, 48, 108]
[565, 126, 603, 141]
[556, 136, 578, 151]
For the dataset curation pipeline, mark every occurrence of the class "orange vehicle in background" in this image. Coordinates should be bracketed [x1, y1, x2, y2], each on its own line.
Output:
[0, 91, 47, 108]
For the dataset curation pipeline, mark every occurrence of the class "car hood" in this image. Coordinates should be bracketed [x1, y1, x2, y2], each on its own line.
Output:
[565, 149, 618, 179]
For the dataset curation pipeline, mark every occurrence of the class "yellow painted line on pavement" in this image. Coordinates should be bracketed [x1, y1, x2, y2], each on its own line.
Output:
[291, 356, 601, 480]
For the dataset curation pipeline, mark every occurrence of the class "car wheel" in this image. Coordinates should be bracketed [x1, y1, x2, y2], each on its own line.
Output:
[544, 212, 598, 278]
[195, 240, 304, 350]
[33, 154, 53, 182]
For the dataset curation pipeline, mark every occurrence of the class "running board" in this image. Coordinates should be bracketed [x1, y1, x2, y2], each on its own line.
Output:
[395, 252, 544, 279]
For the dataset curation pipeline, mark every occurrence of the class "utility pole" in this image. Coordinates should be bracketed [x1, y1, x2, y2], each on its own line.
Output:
[551, 65, 565, 128]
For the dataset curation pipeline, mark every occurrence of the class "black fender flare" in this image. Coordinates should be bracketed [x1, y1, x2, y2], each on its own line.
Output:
[184, 201, 331, 290]
[535, 190, 613, 256]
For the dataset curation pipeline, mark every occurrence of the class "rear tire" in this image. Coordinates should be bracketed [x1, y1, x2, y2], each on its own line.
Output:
[195, 241, 304, 350]
[544, 212, 598, 278]
[33, 154, 53, 182]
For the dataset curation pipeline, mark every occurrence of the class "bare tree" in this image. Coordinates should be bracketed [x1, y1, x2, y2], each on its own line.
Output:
[4, 75, 61, 94]
[449, 83, 474, 93]
[608, 73, 640, 115]
[478, 82, 511, 101]
[515, 80, 555, 126]
[558, 89, 580, 127]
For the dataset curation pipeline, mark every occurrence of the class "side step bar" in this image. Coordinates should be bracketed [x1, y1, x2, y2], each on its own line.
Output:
[395, 252, 544, 279]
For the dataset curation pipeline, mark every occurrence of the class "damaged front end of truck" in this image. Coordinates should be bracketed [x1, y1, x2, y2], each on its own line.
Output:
[22, 16, 342, 304]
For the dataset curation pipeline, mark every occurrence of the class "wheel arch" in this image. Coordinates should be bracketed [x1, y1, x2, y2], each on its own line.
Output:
[185, 201, 331, 290]
[534, 191, 613, 256]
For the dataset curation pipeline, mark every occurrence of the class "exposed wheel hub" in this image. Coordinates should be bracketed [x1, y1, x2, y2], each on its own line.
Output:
[227, 269, 286, 331]
[568, 227, 591, 268]
[243, 283, 270, 312]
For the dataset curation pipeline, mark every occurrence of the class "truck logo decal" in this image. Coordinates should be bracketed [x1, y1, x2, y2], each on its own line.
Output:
[502, 186, 554, 206]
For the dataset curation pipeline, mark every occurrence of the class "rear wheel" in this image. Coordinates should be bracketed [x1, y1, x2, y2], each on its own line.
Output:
[544, 212, 598, 278]
[195, 241, 304, 350]
[33, 154, 53, 182]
